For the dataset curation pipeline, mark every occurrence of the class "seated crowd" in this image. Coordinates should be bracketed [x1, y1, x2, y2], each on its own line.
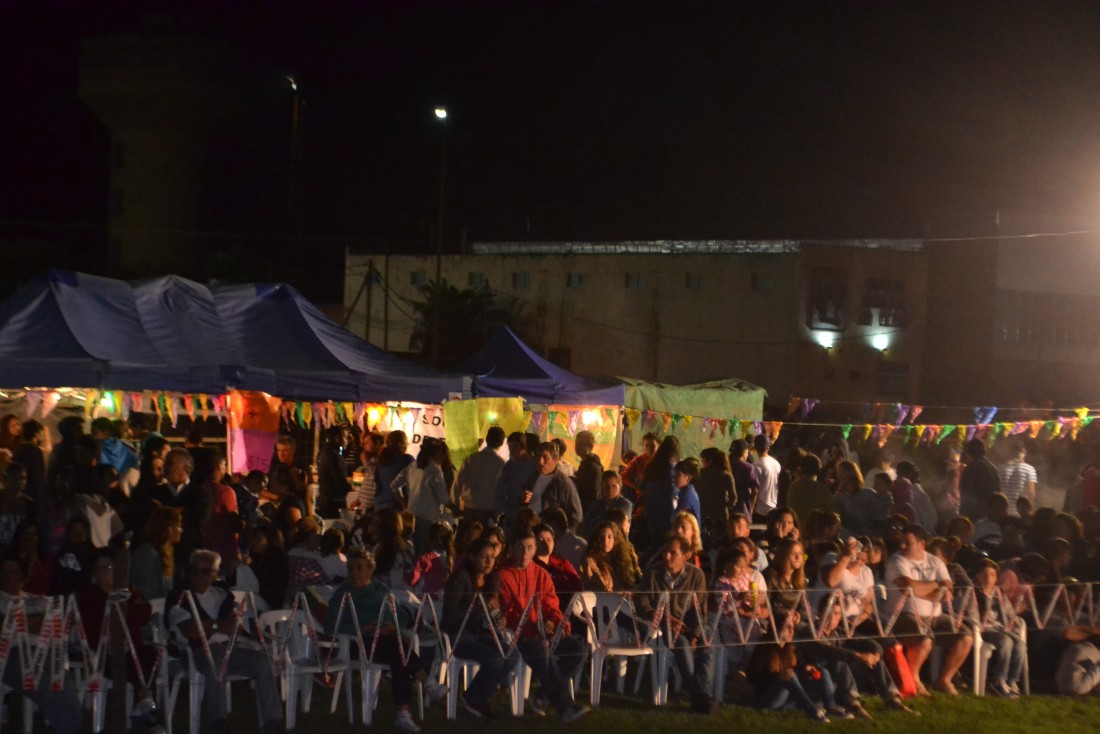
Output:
[0, 413, 1097, 731]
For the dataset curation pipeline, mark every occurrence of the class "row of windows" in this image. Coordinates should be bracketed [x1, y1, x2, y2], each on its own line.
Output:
[408, 271, 709, 290]
[994, 289, 1100, 346]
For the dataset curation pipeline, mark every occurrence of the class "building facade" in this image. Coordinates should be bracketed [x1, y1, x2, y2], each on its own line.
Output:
[345, 240, 928, 411]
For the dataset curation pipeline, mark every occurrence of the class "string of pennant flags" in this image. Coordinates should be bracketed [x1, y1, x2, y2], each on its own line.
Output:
[13, 388, 625, 438]
[12, 387, 1099, 446]
[625, 403, 1098, 447]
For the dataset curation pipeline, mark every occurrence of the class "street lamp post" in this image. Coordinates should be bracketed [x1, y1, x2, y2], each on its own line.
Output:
[432, 106, 448, 368]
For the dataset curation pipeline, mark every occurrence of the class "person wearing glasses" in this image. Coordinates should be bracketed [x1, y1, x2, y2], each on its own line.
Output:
[166, 549, 283, 734]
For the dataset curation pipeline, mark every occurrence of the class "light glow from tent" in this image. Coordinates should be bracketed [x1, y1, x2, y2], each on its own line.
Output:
[582, 410, 601, 428]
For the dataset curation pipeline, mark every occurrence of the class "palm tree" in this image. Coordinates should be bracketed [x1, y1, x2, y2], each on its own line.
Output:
[406, 280, 513, 367]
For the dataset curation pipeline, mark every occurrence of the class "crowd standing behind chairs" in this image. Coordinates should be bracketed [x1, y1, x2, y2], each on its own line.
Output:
[4, 416, 1100, 731]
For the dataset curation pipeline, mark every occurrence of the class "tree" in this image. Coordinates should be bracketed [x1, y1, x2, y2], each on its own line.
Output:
[406, 280, 513, 367]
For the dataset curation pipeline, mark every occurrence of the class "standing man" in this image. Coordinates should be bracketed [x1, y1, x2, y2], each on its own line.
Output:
[498, 432, 538, 522]
[885, 524, 973, 695]
[960, 439, 1001, 521]
[316, 426, 351, 519]
[753, 435, 781, 524]
[634, 535, 719, 715]
[456, 426, 507, 525]
[1000, 445, 1037, 515]
[521, 442, 583, 529]
[787, 454, 836, 529]
[622, 432, 659, 505]
[728, 439, 760, 520]
[573, 430, 604, 509]
[150, 449, 211, 568]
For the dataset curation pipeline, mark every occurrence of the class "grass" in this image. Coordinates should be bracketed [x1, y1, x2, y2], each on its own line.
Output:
[201, 680, 1100, 734]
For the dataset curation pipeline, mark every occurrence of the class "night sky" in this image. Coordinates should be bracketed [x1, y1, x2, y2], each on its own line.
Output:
[3, 1, 1100, 296]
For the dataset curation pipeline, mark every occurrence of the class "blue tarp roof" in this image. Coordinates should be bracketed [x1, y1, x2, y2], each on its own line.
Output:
[456, 326, 625, 405]
[0, 270, 465, 403]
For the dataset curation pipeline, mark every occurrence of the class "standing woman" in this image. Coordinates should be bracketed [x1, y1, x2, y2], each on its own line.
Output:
[641, 436, 680, 552]
[392, 439, 450, 553]
[374, 431, 414, 511]
[371, 507, 415, 591]
[697, 448, 735, 537]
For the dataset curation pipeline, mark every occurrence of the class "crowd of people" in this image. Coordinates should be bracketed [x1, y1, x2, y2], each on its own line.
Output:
[0, 411, 1098, 732]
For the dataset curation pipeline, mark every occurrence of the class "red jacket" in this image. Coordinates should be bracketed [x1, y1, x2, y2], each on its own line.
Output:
[498, 562, 566, 638]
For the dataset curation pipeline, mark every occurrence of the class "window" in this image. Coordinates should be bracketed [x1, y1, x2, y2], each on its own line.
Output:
[566, 272, 586, 288]
[625, 273, 645, 289]
[512, 271, 531, 289]
[468, 272, 487, 288]
[685, 273, 704, 290]
[409, 271, 427, 286]
[876, 361, 908, 400]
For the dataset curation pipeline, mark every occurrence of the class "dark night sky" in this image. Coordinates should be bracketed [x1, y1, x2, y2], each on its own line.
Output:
[4, 1, 1100, 291]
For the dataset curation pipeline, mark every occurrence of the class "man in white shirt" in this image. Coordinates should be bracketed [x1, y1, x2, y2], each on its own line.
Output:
[456, 427, 507, 525]
[752, 435, 782, 524]
[885, 524, 973, 695]
[1000, 446, 1037, 515]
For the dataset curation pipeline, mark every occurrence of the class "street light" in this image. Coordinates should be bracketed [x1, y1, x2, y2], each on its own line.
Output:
[434, 107, 448, 120]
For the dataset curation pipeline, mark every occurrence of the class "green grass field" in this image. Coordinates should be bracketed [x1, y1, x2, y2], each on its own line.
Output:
[264, 685, 1100, 734]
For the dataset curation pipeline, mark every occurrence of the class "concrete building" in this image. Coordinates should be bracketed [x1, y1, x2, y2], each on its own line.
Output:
[345, 239, 928, 410]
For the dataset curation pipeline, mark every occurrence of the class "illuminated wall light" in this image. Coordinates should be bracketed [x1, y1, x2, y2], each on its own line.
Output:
[814, 331, 836, 349]
[871, 333, 890, 351]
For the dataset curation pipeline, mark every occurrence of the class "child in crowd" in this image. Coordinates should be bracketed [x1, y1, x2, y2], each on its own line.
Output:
[407, 521, 454, 598]
[973, 558, 1025, 697]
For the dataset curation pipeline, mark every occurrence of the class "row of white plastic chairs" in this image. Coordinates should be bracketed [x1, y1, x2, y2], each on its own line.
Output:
[0, 580, 1084, 732]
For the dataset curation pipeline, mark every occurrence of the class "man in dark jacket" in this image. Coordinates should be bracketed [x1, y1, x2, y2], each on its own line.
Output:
[573, 430, 604, 509]
[635, 534, 718, 714]
[960, 439, 1001, 521]
[521, 442, 583, 529]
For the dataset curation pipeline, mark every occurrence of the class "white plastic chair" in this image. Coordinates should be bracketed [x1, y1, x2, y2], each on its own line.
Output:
[273, 609, 354, 729]
[439, 633, 481, 720]
[583, 592, 659, 706]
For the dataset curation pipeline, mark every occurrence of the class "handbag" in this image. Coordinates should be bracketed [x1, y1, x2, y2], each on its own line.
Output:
[883, 642, 919, 698]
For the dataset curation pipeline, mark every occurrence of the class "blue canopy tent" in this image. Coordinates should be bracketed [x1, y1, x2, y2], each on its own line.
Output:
[0, 270, 464, 403]
[456, 326, 625, 405]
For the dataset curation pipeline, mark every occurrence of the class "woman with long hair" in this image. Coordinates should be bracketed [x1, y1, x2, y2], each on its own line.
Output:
[373, 431, 414, 511]
[131, 506, 183, 600]
[391, 439, 450, 553]
[441, 536, 519, 717]
[764, 538, 807, 617]
[672, 510, 706, 572]
[580, 521, 641, 591]
[642, 435, 680, 550]
[697, 448, 735, 535]
[371, 507, 415, 590]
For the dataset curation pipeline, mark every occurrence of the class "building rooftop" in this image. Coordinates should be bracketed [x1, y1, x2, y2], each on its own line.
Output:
[470, 239, 924, 255]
